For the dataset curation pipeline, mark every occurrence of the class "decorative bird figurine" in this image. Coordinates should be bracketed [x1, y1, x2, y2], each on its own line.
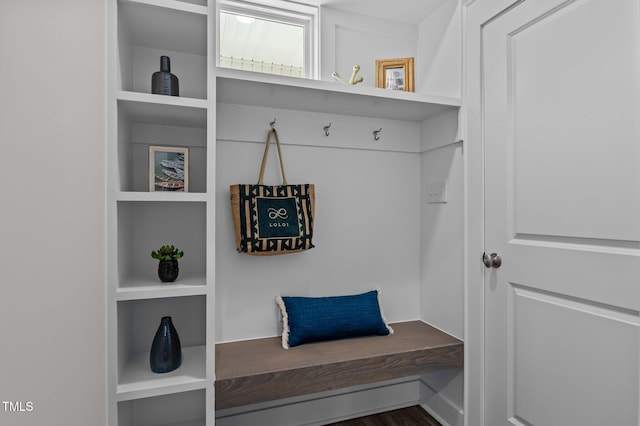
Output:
[332, 64, 364, 85]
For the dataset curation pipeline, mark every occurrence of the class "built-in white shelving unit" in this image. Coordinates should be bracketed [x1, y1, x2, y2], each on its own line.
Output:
[107, 1, 460, 425]
[107, 0, 214, 424]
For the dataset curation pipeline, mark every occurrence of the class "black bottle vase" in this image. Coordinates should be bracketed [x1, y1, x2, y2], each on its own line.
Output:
[152, 56, 179, 96]
[150, 316, 182, 373]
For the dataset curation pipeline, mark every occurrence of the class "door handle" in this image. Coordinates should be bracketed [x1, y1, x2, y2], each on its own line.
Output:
[483, 252, 502, 269]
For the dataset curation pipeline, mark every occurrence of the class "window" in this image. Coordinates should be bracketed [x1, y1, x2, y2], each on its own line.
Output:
[217, 0, 319, 79]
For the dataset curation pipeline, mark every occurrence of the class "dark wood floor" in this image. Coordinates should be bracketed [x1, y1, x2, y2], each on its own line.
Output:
[326, 405, 442, 426]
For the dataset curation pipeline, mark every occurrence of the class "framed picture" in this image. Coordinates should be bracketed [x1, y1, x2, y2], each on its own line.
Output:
[375, 57, 414, 92]
[149, 146, 189, 192]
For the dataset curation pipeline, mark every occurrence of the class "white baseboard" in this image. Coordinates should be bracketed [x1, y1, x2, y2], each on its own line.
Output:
[215, 377, 422, 426]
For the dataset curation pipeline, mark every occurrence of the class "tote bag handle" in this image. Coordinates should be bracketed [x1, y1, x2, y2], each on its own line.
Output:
[257, 128, 288, 186]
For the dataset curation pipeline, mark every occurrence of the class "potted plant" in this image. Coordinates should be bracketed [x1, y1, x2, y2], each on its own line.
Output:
[151, 245, 184, 283]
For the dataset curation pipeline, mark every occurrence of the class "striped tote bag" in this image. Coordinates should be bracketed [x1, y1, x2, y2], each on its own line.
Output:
[230, 128, 315, 255]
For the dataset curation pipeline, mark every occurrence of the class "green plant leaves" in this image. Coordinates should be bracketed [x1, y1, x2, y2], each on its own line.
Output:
[151, 245, 184, 260]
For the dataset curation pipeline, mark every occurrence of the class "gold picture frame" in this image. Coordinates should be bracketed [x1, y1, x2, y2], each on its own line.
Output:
[149, 145, 189, 192]
[375, 57, 414, 92]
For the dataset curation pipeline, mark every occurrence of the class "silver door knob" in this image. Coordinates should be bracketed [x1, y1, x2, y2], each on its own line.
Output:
[483, 252, 502, 269]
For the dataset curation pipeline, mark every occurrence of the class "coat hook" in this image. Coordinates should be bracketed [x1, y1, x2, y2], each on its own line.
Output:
[373, 128, 382, 141]
[323, 123, 332, 137]
[270, 118, 277, 129]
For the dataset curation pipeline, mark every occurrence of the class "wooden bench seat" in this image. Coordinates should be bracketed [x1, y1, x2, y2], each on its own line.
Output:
[215, 320, 464, 410]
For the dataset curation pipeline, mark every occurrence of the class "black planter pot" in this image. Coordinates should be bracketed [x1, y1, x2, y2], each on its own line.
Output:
[150, 316, 182, 373]
[157, 259, 179, 282]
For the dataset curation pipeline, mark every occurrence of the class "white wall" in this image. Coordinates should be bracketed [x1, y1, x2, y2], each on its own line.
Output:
[419, 99, 464, 426]
[416, 0, 462, 98]
[0, 1, 106, 425]
[415, 4, 465, 423]
[319, 1, 461, 96]
[213, 4, 464, 342]
[420, 109, 463, 338]
[320, 7, 418, 86]
[215, 104, 422, 341]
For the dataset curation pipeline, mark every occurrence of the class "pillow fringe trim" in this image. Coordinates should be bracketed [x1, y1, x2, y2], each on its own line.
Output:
[275, 295, 291, 349]
[376, 289, 394, 335]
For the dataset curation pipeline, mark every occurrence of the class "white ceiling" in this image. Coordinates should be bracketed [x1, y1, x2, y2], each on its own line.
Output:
[304, 0, 450, 25]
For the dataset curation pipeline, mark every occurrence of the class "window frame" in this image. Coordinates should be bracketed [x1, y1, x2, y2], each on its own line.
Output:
[216, 0, 319, 79]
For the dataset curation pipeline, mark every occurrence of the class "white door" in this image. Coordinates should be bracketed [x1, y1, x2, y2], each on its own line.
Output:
[482, 0, 640, 425]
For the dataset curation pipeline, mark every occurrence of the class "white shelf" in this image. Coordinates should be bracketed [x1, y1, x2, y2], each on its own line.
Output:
[216, 67, 460, 122]
[118, 91, 207, 127]
[116, 191, 208, 202]
[119, 0, 207, 56]
[117, 272, 207, 300]
[117, 345, 207, 401]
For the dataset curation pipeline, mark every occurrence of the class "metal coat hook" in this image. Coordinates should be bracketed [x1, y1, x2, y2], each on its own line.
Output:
[373, 128, 382, 141]
[270, 118, 277, 129]
[323, 123, 332, 137]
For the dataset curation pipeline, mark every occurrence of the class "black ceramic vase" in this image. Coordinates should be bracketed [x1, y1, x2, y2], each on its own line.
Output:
[158, 259, 179, 283]
[150, 316, 182, 373]
[151, 56, 179, 96]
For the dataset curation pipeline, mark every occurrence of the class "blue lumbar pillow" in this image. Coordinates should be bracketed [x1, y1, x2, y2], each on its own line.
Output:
[276, 289, 394, 349]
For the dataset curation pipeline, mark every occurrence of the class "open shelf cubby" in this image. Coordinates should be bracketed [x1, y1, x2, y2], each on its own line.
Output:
[117, 0, 207, 99]
[116, 93, 207, 193]
[116, 201, 206, 297]
[118, 389, 206, 426]
[117, 296, 207, 400]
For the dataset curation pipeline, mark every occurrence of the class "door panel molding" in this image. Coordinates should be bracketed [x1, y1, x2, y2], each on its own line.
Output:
[511, 233, 640, 252]
[511, 283, 640, 325]
[507, 282, 639, 425]
[504, 0, 640, 242]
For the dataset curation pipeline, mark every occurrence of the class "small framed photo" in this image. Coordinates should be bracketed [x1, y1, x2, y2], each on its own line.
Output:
[375, 57, 415, 92]
[149, 146, 189, 192]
